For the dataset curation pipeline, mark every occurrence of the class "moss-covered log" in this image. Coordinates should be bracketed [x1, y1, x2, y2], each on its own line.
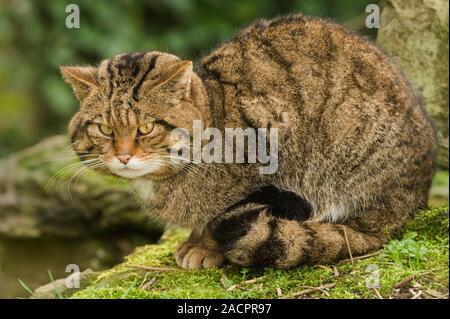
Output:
[29, 170, 449, 299]
[0, 135, 162, 239]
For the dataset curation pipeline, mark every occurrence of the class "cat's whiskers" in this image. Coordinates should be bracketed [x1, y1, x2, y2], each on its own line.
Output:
[46, 161, 89, 191]
[54, 142, 77, 156]
[66, 165, 90, 201]
[157, 154, 213, 176]
[37, 153, 101, 165]
[51, 165, 100, 189]
[46, 158, 100, 192]
[65, 160, 107, 201]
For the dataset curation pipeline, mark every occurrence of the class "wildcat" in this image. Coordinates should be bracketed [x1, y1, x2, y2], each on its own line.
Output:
[61, 14, 435, 269]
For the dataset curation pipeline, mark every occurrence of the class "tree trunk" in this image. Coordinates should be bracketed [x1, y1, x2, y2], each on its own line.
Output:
[377, 0, 449, 168]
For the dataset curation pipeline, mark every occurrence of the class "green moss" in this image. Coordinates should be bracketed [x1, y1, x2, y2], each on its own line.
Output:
[69, 204, 448, 299]
[405, 207, 449, 243]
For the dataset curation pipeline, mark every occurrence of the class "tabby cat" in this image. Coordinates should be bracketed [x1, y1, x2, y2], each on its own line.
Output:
[61, 15, 435, 269]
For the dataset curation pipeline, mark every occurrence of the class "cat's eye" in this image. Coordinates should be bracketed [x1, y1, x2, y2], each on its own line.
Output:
[99, 124, 114, 136]
[138, 123, 155, 136]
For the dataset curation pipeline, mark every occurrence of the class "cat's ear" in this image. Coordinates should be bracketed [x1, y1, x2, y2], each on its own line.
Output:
[60, 66, 98, 101]
[160, 60, 193, 100]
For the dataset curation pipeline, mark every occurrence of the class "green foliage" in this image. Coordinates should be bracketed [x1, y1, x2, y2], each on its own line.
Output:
[0, 0, 375, 156]
[381, 232, 428, 269]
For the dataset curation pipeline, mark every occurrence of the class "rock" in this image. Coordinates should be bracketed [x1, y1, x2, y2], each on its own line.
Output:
[377, 0, 449, 168]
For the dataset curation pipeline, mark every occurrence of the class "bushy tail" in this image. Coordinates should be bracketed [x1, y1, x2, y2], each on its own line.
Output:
[209, 203, 387, 268]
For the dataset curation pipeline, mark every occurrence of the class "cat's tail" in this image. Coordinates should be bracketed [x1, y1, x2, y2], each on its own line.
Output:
[209, 203, 392, 268]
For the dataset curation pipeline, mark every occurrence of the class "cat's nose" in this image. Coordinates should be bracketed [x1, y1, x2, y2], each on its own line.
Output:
[117, 154, 132, 164]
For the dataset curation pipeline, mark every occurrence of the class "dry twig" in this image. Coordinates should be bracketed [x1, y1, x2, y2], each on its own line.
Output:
[339, 251, 380, 264]
[279, 283, 336, 299]
[373, 288, 383, 299]
[394, 274, 416, 289]
[225, 275, 267, 291]
[341, 226, 353, 264]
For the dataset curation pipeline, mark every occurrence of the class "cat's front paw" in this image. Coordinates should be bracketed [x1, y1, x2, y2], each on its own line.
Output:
[175, 240, 224, 269]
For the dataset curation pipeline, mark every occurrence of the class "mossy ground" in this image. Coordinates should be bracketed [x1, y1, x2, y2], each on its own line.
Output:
[57, 172, 450, 299]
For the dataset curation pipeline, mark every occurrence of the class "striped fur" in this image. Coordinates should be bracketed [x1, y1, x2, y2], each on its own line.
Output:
[62, 14, 436, 269]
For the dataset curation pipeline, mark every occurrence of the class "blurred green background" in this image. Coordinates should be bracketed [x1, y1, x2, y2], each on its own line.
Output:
[0, 0, 376, 157]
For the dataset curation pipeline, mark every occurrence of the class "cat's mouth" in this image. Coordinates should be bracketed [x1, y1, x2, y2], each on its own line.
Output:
[111, 167, 148, 179]
[106, 157, 162, 179]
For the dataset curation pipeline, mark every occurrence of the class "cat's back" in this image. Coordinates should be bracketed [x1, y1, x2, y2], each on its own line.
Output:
[199, 14, 429, 138]
[200, 14, 384, 90]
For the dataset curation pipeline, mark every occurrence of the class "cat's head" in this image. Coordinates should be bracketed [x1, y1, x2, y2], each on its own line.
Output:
[61, 51, 205, 180]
